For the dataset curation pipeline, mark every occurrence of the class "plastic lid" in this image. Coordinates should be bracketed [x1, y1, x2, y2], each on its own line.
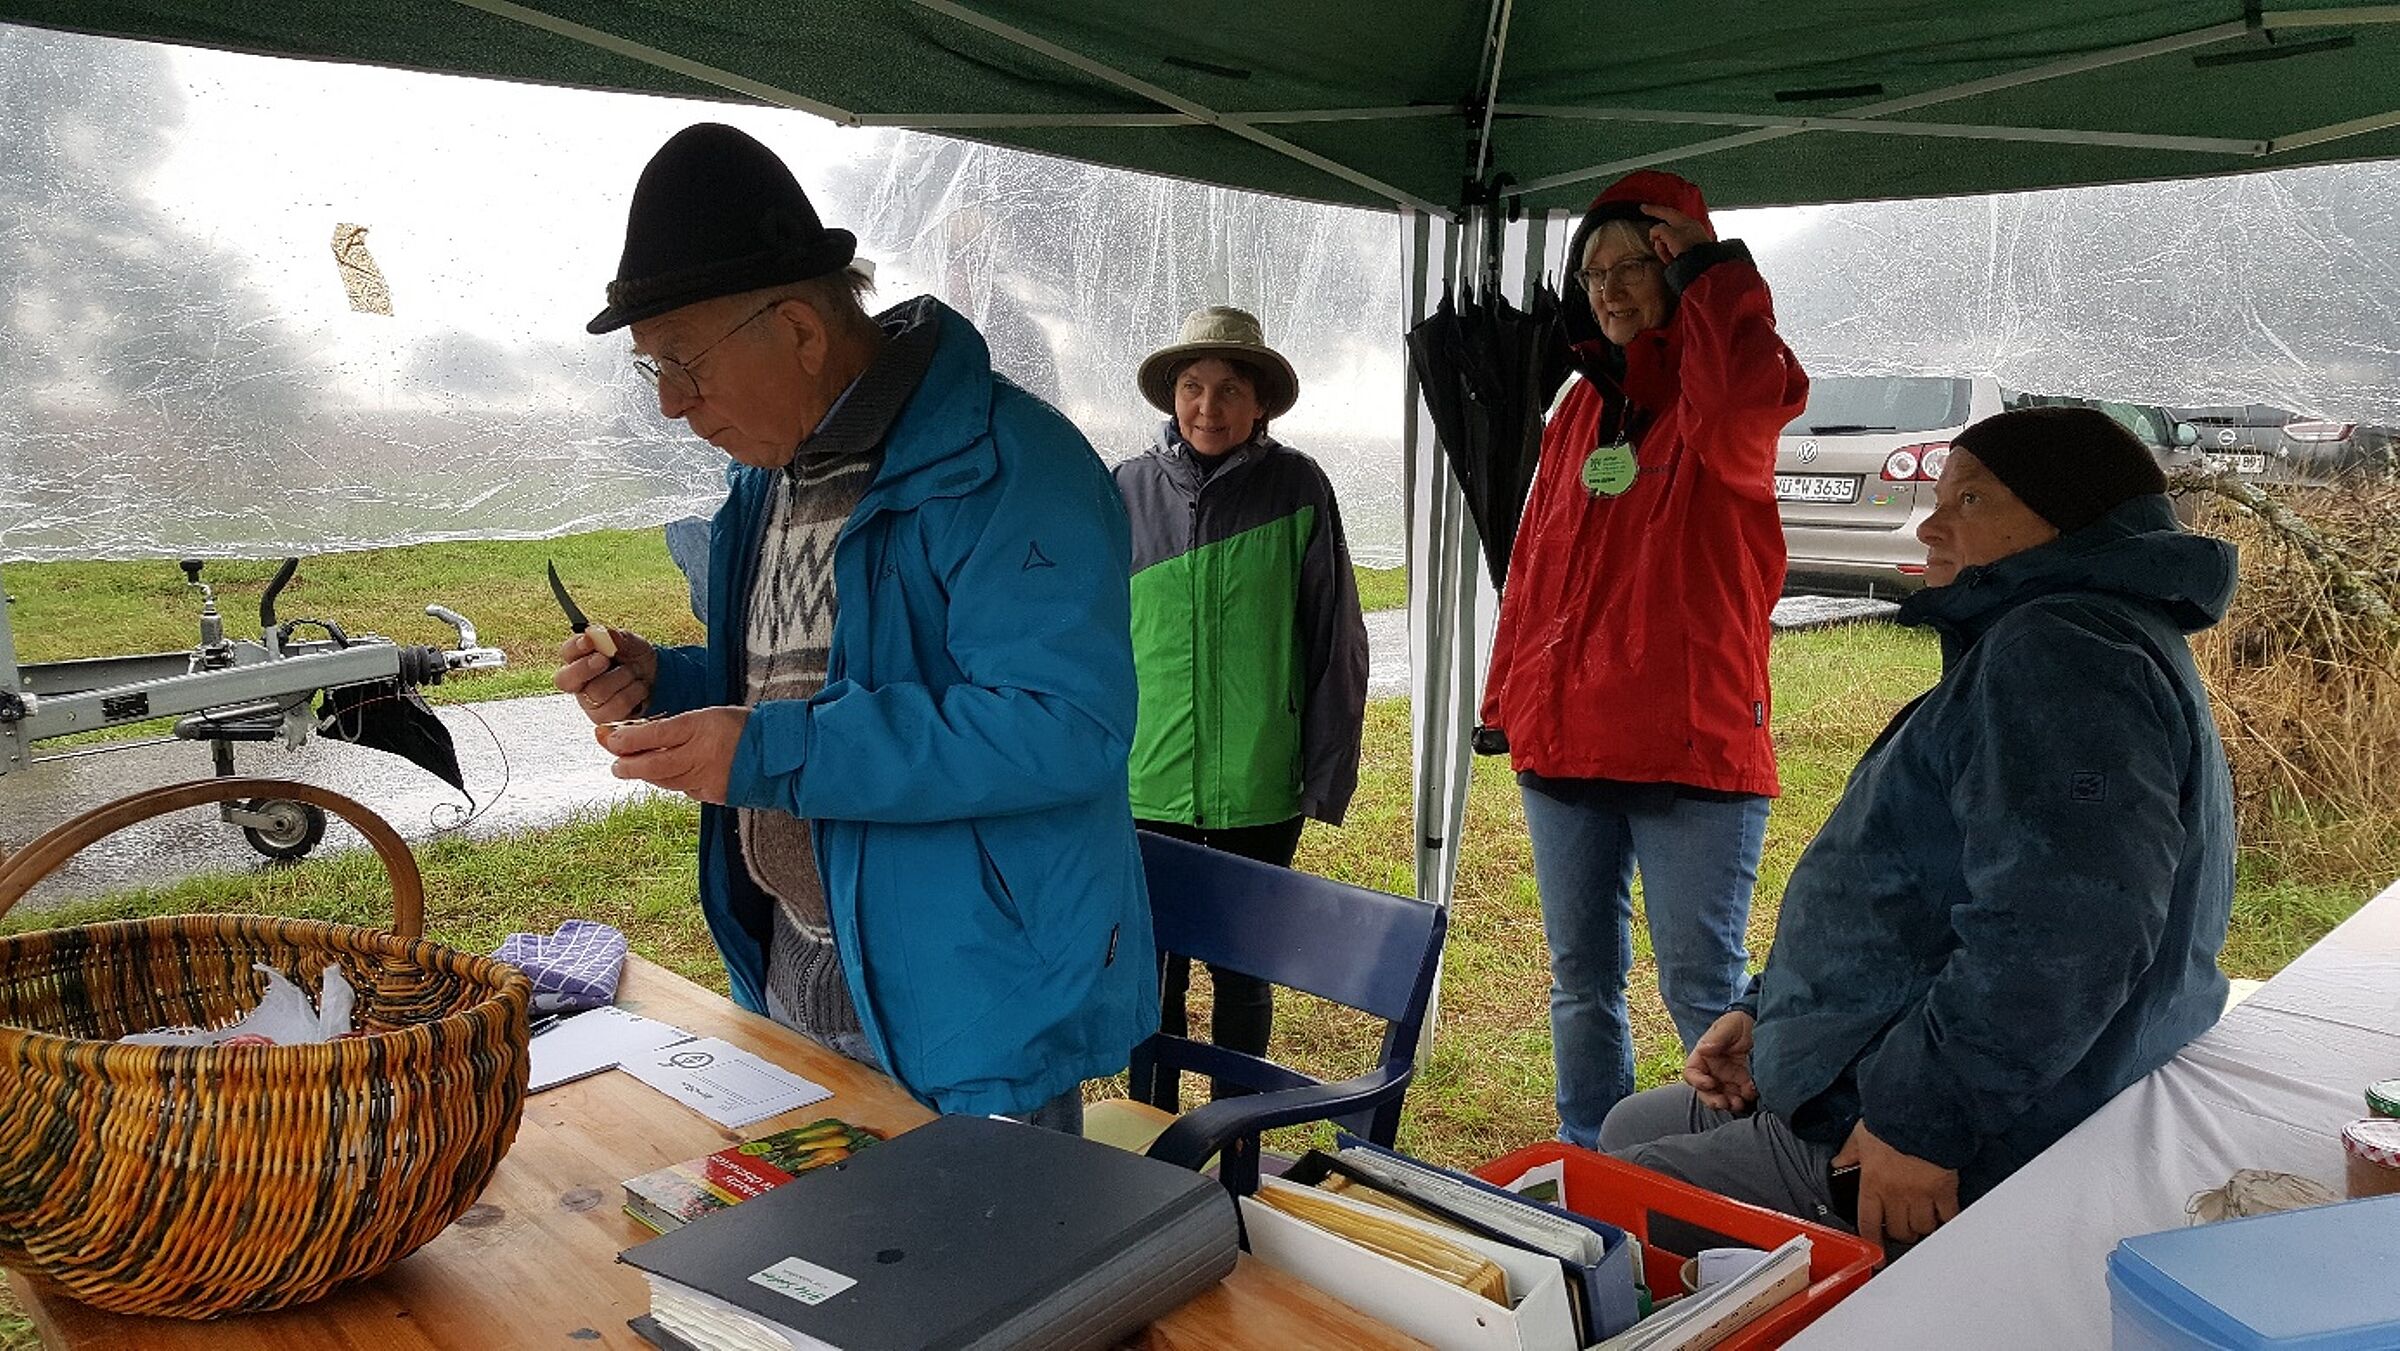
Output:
[2344, 1117, 2400, 1168]
[2108, 1195, 2400, 1348]
[2368, 1079, 2400, 1118]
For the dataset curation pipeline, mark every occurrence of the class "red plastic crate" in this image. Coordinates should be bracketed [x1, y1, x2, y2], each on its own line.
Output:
[1475, 1142, 1881, 1350]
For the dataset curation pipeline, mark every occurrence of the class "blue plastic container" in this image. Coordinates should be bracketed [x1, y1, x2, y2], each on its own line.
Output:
[2107, 1194, 2400, 1349]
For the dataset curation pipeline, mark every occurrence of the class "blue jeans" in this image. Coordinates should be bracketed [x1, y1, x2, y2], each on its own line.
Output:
[1519, 774, 1769, 1149]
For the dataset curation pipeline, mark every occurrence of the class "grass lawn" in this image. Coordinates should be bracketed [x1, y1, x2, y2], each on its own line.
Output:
[2, 541, 1407, 713]
[0, 537, 2385, 1343]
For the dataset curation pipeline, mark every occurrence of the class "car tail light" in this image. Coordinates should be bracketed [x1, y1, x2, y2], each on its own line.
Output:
[2284, 420, 2354, 443]
[1880, 442, 1950, 482]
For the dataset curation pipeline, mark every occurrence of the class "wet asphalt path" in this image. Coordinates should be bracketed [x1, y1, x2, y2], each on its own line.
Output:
[0, 694, 653, 912]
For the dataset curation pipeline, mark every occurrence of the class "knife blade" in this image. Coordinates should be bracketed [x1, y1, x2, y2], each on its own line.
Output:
[547, 560, 618, 658]
[546, 560, 589, 633]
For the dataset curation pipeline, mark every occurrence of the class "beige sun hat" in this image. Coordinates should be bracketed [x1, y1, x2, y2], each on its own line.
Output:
[1137, 305, 1300, 420]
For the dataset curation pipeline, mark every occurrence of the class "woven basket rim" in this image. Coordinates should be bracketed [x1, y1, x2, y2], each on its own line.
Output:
[0, 913, 531, 1061]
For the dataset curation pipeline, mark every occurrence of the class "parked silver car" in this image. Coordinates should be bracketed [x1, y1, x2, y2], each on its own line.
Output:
[1779, 380, 2219, 594]
[1776, 375, 2010, 596]
[2166, 404, 2397, 487]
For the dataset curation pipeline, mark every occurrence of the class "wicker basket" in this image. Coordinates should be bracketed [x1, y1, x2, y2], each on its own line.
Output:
[0, 778, 531, 1319]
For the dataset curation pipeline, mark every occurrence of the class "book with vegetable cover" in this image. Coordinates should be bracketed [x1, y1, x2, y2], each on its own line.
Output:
[623, 1118, 881, 1234]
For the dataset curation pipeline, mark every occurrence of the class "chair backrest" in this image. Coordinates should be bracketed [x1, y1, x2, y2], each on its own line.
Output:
[1138, 830, 1446, 1060]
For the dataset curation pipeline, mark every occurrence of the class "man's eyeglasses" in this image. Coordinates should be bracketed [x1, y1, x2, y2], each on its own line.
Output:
[1573, 256, 1663, 293]
[632, 300, 782, 402]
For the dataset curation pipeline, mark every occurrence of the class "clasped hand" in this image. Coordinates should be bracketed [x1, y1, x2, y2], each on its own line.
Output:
[553, 630, 747, 805]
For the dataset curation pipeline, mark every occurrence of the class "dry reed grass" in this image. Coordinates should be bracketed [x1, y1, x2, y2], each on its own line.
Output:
[2187, 479, 2400, 893]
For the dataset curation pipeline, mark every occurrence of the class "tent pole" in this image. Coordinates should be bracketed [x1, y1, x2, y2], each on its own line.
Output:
[1401, 211, 1432, 616]
[856, 105, 1464, 130]
[1407, 210, 1464, 1056]
[2263, 6, 2400, 26]
[1470, 0, 1519, 182]
[2271, 106, 2400, 155]
[1495, 103, 2265, 157]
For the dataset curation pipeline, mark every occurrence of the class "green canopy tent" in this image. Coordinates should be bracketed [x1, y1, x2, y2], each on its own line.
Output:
[8, 0, 2398, 925]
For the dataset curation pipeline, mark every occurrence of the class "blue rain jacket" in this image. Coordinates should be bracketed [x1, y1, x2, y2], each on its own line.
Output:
[649, 298, 1156, 1117]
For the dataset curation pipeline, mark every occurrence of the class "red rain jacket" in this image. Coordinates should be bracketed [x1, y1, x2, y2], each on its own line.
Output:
[1481, 171, 1807, 795]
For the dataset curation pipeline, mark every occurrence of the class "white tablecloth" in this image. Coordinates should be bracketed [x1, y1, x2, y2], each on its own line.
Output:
[1787, 878, 2400, 1350]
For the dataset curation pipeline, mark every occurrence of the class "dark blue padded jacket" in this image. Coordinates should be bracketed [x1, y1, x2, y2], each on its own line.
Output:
[1750, 494, 2237, 1200]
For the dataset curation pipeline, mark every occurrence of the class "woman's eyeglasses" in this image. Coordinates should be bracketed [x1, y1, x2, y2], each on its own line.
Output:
[1573, 256, 1663, 293]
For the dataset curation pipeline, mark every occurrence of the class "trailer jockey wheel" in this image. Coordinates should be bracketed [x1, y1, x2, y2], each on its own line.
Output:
[241, 798, 327, 860]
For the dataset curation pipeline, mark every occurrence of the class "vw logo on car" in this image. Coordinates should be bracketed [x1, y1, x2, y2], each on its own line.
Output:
[1798, 440, 1820, 464]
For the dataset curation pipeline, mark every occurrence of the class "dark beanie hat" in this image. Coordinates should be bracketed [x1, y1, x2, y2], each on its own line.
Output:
[587, 123, 856, 334]
[1951, 406, 2169, 535]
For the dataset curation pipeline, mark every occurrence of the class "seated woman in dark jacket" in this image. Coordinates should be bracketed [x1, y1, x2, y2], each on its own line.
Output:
[1600, 406, 2237, 1251]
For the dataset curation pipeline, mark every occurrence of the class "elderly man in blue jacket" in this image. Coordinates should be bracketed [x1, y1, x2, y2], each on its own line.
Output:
[1601, 406, 2237, 1249]
[556, 123, 1154, 1132]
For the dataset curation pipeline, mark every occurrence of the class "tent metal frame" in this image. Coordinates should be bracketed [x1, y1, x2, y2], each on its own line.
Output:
[451, 2, 2400, 214]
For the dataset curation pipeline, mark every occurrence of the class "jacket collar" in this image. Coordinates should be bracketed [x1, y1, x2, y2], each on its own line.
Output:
[854, 296, 1004, 513]
[786, 302, 938, 469]
[1148, 418, 1279, 492]
[1900, 494, 2237, 663]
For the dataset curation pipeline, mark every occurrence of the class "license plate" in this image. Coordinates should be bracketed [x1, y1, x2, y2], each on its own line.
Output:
[1775, 474, 1859, 504]
[2205, 453, 2267, 475]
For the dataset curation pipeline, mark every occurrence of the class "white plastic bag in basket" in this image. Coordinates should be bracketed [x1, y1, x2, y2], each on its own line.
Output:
[120, 963, 357, 1046]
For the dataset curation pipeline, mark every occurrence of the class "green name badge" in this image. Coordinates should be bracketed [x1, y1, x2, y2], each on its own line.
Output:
[1582, 442, 1639, 497]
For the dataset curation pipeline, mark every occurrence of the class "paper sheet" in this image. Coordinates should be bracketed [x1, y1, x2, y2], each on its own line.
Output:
[618, 1036, 832, 1129]
[526, 1006, 693, 1092]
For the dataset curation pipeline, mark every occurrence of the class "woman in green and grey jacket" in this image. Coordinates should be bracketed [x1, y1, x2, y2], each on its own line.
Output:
[1114, 305, 1370, 1108]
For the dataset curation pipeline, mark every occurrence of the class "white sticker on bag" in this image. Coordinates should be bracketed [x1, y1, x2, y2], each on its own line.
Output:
[750, 1255, 858, 1306]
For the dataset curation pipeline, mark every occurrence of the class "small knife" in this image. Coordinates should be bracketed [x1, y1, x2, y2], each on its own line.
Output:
[546, 560, 618, 658]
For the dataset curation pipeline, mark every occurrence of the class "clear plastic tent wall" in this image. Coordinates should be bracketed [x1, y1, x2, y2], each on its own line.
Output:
[6, 26, 2400, 569]
[0, 26, 1407, 564]
[1744, 171, 2400, 418]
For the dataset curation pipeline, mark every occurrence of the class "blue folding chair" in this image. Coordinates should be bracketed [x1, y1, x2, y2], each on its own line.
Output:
[1100, 830, 1448, 1196]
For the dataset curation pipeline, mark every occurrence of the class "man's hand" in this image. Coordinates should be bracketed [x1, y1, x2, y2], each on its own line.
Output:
[1641, 201, 1715, 263]
[554, 628, 658, 725]
[602, 707, 748, 805]
[1683, 1009, 1758, 1111]
[1836, 1120, 1960, 1247]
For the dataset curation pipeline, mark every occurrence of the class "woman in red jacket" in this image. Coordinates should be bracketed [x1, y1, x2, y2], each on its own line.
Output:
[1481, 169, 1807, 1148]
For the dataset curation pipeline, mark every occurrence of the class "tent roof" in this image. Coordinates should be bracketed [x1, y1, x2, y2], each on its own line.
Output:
[9, 2, 2400, 214]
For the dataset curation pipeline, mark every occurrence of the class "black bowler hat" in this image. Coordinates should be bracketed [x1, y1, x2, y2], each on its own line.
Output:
[586, 123, 857, 334]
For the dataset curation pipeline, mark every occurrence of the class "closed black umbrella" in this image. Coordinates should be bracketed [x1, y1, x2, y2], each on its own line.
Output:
[1407, 280, 1570, 588]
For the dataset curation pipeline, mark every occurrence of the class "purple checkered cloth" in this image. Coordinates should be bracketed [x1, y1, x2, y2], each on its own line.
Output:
[491, 920, 629, 1013]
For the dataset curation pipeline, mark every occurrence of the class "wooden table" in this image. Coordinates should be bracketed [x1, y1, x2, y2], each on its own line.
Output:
[12, 956, 1425, 1350]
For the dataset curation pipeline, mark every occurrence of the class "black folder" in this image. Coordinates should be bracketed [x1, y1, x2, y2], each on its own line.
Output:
[621, 1112, 1239, 1351]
